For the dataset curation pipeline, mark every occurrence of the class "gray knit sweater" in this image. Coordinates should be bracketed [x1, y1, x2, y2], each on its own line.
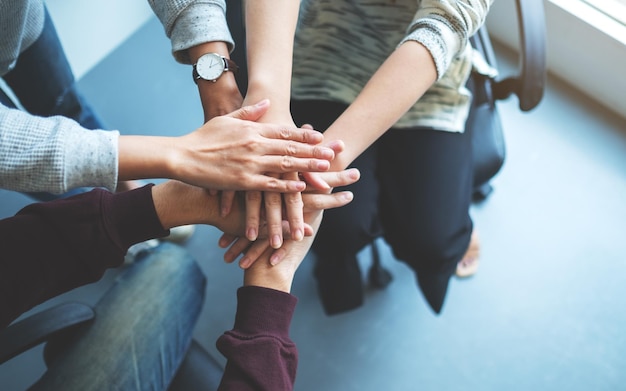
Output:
[0, 0, 233, 193]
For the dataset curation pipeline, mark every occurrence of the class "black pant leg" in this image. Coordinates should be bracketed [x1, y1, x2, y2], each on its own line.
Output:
[377, 127, 474, 313]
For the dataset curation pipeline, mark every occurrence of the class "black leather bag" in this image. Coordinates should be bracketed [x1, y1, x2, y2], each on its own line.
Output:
[468, 0, 547, 200]
[468, 29, 507, 201]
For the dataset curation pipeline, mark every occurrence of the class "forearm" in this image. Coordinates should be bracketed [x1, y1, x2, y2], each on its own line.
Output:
[216, 286, 298, 391]
[151, 180, 243, 233]
[323, 41, 437, 170]
[243, 0, 301, 120]
[0, 185, 167, 327]
[189, 42, 242, 120]
[0, 105, 118, 193]
[117, 135, 176, 181]
[148, 0, 233, 64]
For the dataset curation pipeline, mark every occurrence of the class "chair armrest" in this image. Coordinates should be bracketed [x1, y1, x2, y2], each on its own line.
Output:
[493, 0, 547, 111]
[0, 302, 94, 364]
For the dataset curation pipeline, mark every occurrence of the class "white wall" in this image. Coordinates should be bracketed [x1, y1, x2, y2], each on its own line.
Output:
[45, 0, 153, 79]
[487, 0, 626, 120]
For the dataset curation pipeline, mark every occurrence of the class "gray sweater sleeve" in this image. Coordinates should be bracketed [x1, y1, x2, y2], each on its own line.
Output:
[147, 0, 234, 64]
[0, 105, 119, 193]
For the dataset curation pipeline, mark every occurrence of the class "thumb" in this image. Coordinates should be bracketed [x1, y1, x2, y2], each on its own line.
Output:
[227, 99, 270, 121]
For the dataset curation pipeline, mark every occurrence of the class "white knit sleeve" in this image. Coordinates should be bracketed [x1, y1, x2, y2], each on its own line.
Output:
[400, 0, 492, 79]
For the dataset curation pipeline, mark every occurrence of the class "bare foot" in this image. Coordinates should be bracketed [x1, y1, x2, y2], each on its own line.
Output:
[455, 230, 480, 278]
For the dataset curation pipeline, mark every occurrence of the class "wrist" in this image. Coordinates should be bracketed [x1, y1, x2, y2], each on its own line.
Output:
[197, 75, 243, 120]
[118, 136, 174, 181]
[244, 256, 299, 293]
[152, 181, 220, 229]
[245, 79, 292, 117]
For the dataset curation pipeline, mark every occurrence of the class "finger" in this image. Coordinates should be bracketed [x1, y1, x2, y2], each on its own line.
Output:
[301, 171, 331, 191]
[283, 172, 304, 241]
[325, 139, 345, 154]
[257, 155, 331, 173]
[305, 168, 361, 190]
[264, 186, 284, 249]
[245, 190, 263, 241]
[269, 246, 288, 266]
[239, 239, 272, 269]
[220, 190, 236, 217]
[244, 168, 359, 194]
[302, 191, 354, 213]
[265, 143, 335, 161]
[261, 125, 324, 145]
[244, 176, 307, 193]
[218, 233, 237, 248]
[227, 99, 270, 122]
[223, 237, 253, 263]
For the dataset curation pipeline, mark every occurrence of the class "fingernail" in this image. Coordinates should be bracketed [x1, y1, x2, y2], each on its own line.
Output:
[270, 254, 280, 266]
[343, 192, 354, 201]
[293, 228, 303, 241]
[239, 257, 251, 269]
[247, 228, 257, 241]
[271, 235, 282, 249]
[317, 161, 330, 170]
[255, 99, 269, 108]
[321, 147, 334, 159]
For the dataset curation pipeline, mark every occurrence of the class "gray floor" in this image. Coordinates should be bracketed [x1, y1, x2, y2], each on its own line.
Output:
[1, 16, 626, 391]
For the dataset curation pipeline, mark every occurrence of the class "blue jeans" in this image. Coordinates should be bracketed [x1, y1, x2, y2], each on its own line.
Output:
[1, 6, 106, 201]
[28, 242, 207, 391]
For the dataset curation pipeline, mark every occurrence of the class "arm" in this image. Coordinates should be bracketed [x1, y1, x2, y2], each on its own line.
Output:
[148, 0, 242, 120]
[118, 100, 335, 192]
[216, 286, 298, 391]
[310, 0, 492, 171]
[240, 0, 305, 248]
[0, 100, 334, 194]
[322, 41, 437, 170]
[0, 104, 119, 193]
[0, 169, 357, 328]
[216, 201, 328, 391]
[0, 185, 163, 328]
[242, 0, 300, 124]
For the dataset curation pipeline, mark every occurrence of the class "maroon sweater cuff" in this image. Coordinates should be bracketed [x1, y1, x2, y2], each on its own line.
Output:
[233, 286, 298, 337]
[102, 183, 170, 253]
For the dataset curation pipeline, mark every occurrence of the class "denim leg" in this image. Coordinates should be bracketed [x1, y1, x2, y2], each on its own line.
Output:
[3, 6, 106, 130]
[4, 6, 106, 202]
[29, 242, 207, 391]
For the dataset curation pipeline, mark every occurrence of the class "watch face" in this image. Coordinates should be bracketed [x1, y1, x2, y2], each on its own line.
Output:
[196, 53, 225, 81]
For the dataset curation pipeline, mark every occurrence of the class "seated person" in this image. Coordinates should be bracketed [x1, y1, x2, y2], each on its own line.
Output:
[1, 169, 360, 390]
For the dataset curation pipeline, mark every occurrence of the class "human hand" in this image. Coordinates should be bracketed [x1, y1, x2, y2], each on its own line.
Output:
[151, 180, 316, 239]
[171, 99, 335, 192]
[218, 168, 361, 269]
[242, 210, 324, 293]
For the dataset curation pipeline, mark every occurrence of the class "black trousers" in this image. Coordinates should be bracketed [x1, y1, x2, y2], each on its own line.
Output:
[291, 100, 474, 315]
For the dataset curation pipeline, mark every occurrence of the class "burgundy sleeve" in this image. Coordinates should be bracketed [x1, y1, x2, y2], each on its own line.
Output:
[217, 286, 299, 391]
[0, 184, 169, 328]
